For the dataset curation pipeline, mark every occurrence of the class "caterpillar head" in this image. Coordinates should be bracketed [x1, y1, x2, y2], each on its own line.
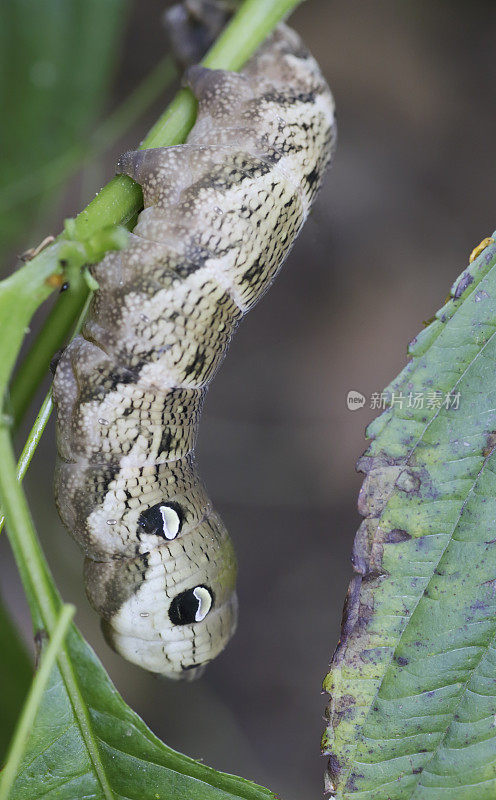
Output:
[85, 511, 238, 680]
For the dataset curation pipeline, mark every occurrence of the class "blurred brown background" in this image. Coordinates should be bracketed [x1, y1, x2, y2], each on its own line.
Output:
[2, 1, 496, 798]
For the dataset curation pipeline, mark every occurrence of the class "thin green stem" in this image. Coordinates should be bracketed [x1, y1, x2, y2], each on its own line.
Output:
[10, 263, 95, 428]
[0, 424, 114, 797]
[0, 604, 75, 800]
[0, 392, 53, 534]
[16, 393, 52, 481]
[73, 0, 302, 237]
[204, 0, 300, 70]
[2, 292, 94, 533]
[10, 281, 86, 429]
[0, 423, 59, 626]
[56, 639, 115, 800]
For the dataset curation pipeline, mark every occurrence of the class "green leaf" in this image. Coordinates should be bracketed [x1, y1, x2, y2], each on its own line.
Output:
[323, 234, 496, 799]
[9, 625, 275, 800]
[0, 604, 75, 800]
[0, 598, 32, 764]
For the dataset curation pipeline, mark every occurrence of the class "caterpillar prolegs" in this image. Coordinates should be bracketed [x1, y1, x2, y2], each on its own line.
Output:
[53, 23, 336, 679]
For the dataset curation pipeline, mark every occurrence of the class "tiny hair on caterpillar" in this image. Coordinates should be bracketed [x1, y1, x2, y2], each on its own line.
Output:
[53, 11, 336, 680]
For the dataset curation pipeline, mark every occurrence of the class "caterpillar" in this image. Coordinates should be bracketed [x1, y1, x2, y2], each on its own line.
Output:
[53, 22, 336, 679]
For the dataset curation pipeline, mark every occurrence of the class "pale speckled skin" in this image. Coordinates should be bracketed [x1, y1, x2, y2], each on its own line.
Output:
[53, 24, 336, 679]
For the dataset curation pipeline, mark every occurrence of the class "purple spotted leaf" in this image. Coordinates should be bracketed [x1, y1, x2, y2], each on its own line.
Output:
[323, 234, 496, 799]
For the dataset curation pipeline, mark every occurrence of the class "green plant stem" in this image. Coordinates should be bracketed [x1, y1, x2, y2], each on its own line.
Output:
[0, 392, 53, 534]
[1, 292, 94, 534]
[74, 0, 302, 239]
[0, 604, 75, 800]
[0, 240, 87, 399]
[10, 279, 87, 429]
[8, 0, 302, 428]
[0, 422, 115, 797]
[0, 422, 59, 626]
[16, 393, 53, 488]
[205, 0, 298, 69]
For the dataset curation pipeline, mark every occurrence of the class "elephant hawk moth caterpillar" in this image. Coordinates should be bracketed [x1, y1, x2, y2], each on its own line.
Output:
[53, 21, 336, 679]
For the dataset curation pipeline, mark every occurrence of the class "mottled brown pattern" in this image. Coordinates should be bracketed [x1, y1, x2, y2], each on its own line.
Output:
[53, 24, 335, 679]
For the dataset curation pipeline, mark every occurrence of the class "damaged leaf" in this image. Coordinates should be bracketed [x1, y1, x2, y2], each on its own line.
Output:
[323, 233, 496, 799]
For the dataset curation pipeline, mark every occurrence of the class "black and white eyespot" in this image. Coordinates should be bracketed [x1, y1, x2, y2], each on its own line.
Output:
[138, 501, 183, 540]
[169, 585, 214, 626]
